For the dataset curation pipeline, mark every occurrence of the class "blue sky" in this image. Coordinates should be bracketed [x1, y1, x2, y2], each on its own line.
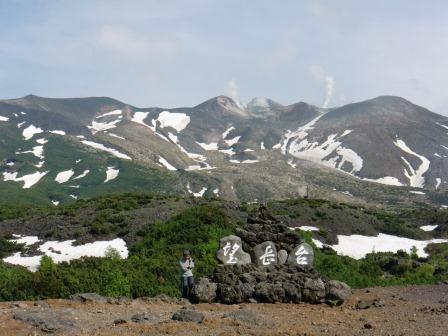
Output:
[1, 0, 447, 113]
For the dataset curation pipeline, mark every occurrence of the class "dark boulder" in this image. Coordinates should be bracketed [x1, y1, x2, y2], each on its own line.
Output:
[254, 282, 285, 303]
[14, 310, 77, 333]
[302, 278, 326, 303]
[216, 282, 254, 304]
[191, 278, 217, 303]
[325, 280, 352, 302]
[172, 308, 204, 323]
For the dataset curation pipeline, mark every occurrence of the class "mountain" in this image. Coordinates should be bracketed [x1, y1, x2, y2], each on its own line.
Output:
[1, 94, 448, 207]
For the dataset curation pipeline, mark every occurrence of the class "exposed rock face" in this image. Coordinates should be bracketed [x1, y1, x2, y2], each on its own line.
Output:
[194, 208, 352, 304]
[216, 235, 252, 265]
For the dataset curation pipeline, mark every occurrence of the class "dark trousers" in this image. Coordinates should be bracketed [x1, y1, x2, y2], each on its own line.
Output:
[181, 276, 194, 298]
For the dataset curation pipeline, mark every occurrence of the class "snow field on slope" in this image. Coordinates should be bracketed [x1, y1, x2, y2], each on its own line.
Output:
[3, 238, 128, 272]
[3, 171, 48, 189]
[394, 139, 430, 188]
[331, 233, 447, 259]
[81, 140, 131, 160]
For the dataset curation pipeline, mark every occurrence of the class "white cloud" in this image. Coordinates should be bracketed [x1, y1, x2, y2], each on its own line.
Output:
[97, 25, 175, 57]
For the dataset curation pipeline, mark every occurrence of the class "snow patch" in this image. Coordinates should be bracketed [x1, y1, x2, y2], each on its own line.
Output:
[394, 139, 430, 188]
[312, 239, 324, 248]
[281, 115, 324, 154]
[420, 225, 438, 232]
[96, 109, 122, 118]
[36, 138, 48, 145]
[362, 176, 404, 186]
[131, 111, 150, 125]
[222, 126, 235, 139]
[55, 169, 75, 184]
[158, 156, 177, 171]
[0, 116, 9, 121]
[3, 238, 128, 272]
[10, 235, 40, 246]
[104, 167, 119, 183]
[331, 233, 448, 259]
[73, 170, 90, 180]
[81, 140, 131, 160]
[23, 125, 43, 140]
[299, 226, 319, 232]
[16, 145, 44, 159]
[187, 184, 207, 197]
[51, 200, 60, 206]
[225, 136, 241, 147]
[289, 132, 363, 175]
[156, 111, 190, 132]
[131, 112, 170, 142]
[436, 178, 442, 190]
[34, 161, 44, 168]
[88, 119, 121, 133]
[196, 142, 219, 150]
[107, 132, 126, 140]
[409, 190, 426, 195]
[436, 122, 448, 131]
[49, 130, 66, 135]
[219, 148, 235, 156]
[287, 159, 297, 168]
[3, 171, 48, 189]
[260, 142, 266, 150]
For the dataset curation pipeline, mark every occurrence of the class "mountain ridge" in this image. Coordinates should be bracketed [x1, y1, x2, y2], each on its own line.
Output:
[1, 93, 448, 207]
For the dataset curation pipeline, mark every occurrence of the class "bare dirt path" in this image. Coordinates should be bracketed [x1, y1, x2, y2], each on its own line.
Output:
[1, 284, 447, 336]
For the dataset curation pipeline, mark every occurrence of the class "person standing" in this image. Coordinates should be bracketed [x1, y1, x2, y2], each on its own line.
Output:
[179, 250, 195, 298]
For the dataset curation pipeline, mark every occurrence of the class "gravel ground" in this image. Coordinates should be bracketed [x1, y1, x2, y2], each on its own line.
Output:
[1, 284, 448, 336]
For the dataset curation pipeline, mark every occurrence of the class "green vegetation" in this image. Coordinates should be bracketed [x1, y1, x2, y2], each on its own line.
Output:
[0, 204, 236, 300]
[0, 193, 448, 301]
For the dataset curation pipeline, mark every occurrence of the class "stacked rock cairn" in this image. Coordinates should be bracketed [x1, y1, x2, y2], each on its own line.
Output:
[192, 206, 352, 304]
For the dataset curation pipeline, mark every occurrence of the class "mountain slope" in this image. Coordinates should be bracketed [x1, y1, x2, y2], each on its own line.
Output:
[1, 94, 448, 207]
[281, 96, 448, 189]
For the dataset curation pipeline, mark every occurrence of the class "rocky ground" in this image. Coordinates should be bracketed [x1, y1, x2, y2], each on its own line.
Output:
[1, 284, 448, 335]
